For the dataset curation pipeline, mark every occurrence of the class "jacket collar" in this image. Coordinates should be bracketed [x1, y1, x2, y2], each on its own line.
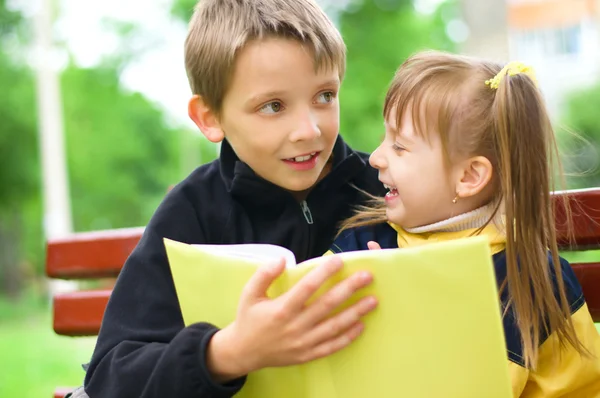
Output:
[218, 135, 366, 205]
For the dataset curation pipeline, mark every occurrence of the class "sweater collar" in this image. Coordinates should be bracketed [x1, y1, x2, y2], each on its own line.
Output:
[390, 204, 507, 255]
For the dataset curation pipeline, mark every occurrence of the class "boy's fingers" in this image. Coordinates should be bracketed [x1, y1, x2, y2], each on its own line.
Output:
[303, 295, 376, 346]
[283, 255, 343, 311]
[242, 258, 286, 301]
[306, 322, 365, 362]
[367, 241, 381, 250]
[299, 271, 373, 327]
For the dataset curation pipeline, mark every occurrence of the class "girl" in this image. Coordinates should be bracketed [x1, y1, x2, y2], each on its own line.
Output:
[331, 51, 600, 396]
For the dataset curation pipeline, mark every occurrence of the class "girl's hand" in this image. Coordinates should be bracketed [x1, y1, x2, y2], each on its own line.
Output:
[367, 241, 382, 250]
[206, 255, 377, 382]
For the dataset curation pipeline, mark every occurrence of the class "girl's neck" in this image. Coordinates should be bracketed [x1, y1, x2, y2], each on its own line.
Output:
[403, 202, 498, 234]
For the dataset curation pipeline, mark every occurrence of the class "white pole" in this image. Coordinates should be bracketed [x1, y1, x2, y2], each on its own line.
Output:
[33, 0, 73, 240]
[459, 0, 509, 61]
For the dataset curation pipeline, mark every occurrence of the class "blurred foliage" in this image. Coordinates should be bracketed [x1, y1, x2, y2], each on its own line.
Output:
[0, 0, 40, 297]
[561, 86, 600, 189]
[0, 1, 38, 211]
[61, 63, 183, 231]
[0, 0, 206, 296]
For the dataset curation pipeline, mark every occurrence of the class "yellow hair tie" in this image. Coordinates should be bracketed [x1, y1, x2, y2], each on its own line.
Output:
[485, 61, 538, 89]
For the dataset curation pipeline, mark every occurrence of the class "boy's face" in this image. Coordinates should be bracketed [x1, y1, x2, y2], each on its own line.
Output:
[193, 37, 340, 195]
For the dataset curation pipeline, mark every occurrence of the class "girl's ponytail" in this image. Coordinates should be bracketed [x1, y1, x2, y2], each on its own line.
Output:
[490, 64, 583, 367]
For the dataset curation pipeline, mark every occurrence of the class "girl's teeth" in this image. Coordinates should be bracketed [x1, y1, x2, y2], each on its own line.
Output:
[386, 188, 399, 197]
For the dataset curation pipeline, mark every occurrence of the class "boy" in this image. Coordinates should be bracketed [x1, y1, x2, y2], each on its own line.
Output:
[81, 1, 384, 397]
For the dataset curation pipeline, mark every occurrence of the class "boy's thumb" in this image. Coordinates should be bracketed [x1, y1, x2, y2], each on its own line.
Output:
[242, 257, 286, 300]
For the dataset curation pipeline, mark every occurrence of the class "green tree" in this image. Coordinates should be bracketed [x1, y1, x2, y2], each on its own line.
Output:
[561, 85, 600, 189]
[61, 62, 185, 231]
[0, 0, 40, 297]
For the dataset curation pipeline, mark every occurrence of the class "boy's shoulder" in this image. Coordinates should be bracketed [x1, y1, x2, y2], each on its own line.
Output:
[330, 223, 398, 254]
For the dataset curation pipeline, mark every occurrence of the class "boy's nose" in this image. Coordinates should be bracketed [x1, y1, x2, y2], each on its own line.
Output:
[290, 111, 321, 142]
[369, 145, 387, 170]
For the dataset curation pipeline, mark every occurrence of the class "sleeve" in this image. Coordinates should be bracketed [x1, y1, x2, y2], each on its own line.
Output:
[517, 303, 600, 397]
[83, 186, 246, 398]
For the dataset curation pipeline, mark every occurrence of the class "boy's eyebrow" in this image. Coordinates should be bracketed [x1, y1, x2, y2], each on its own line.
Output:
[247, 90, 288, 105]
[318, 78, 340, 88]
[246, 79, 340, 106]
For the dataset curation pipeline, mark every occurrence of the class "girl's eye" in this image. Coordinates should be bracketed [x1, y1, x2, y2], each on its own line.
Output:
[316, 91, 335, 104]
[259, 101, 283, 114]
[392, 143, 406, 153]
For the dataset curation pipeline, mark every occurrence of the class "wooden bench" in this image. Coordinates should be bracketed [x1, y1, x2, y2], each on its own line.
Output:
[46, 188, 600, 397]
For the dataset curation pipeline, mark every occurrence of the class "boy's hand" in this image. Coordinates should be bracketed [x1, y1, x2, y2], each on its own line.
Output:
[206, 255, 376, 382]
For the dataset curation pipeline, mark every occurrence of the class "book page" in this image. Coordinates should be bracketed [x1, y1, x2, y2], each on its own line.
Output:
[192, 243, 297, 268]
[166, 237, 512, 398]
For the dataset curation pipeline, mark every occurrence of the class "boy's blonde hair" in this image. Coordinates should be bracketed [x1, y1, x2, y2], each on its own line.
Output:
[340, 50, 587, 369]
[184, 0, 346, 116]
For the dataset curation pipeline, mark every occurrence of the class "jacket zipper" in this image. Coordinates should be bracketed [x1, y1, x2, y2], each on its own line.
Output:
[300, 200, 314, 224]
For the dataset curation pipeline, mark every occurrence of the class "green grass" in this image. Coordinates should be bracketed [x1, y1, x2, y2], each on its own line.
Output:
[0, 295, 96, 398]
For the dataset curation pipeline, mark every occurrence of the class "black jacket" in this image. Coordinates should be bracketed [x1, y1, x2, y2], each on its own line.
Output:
[84, 136, 385, 398]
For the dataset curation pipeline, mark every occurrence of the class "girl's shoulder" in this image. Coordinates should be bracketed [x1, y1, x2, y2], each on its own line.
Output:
[493, 251, 586, 367]
[492, 251, 584, 313]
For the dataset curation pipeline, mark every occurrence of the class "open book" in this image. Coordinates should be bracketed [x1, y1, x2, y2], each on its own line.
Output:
[164, 237, 512, 398]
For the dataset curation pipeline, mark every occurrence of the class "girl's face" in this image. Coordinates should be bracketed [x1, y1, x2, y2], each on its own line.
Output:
[369, 107, 464, 229]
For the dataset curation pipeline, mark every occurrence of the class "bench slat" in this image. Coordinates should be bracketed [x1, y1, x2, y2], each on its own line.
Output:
[54, 387, 75, 398]
[52, 262, 600, 337]
[46, 227, 144, 279]
[572, 262, 600, 323]
[556, 188, 600, 250]
[53, 290, 111, 336]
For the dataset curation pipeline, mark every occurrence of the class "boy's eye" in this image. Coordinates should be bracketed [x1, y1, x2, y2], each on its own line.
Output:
[316, 91, 335, 104]
[259, 101, 283, 114]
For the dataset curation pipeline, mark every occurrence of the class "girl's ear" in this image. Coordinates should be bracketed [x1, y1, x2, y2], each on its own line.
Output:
[454, 156, 493, 199]
[188, 95, 225, 143]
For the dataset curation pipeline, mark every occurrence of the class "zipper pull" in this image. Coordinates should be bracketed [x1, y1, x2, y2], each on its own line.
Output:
[300, 200, 314, 224]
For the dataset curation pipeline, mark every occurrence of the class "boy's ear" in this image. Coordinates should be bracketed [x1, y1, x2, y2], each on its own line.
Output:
[188, 95, 225, 143]
[454, 156, 493, 199]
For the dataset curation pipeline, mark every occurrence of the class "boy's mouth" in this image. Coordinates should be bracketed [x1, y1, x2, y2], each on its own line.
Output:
[383, 183, 399, 197]
[285, 152, 318, 163]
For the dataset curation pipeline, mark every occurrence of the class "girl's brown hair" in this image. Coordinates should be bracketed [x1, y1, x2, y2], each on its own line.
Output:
[341, 51, 585, 368]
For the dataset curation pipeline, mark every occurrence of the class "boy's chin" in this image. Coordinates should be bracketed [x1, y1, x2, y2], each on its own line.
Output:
[277, 172, 324, 196]
[280, 177, 321, 194]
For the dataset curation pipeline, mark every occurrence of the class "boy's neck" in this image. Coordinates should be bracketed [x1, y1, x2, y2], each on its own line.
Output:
[404, 203, 497, 234]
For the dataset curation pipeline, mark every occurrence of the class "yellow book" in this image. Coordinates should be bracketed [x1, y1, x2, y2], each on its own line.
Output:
[164, 236, 512, 398]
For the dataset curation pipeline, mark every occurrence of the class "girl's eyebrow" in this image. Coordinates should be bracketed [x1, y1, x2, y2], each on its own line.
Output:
[393, 126, 416, 144]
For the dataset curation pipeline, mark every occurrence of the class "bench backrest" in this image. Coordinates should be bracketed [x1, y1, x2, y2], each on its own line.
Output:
[46, 189, 600, 337]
